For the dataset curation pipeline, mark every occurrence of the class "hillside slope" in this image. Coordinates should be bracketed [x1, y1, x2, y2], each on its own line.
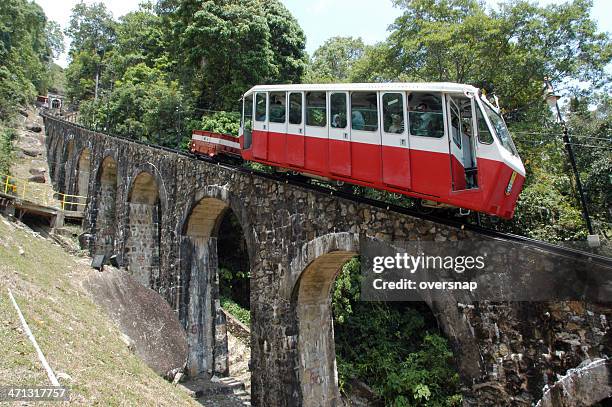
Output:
[0, 216, 200, 406]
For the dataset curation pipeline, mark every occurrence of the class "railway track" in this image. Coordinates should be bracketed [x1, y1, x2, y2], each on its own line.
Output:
[45, 113, 612, 268]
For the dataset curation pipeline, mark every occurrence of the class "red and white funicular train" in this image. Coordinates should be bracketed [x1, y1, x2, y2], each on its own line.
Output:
[191, 83, 525, 219]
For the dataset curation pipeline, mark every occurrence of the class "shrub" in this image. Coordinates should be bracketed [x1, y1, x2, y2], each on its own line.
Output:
[220, 296, 251, 326]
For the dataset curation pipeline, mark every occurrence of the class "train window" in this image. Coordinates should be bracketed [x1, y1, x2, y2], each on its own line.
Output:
[269, 92, 286, 123]
[255, 92, 267, 122]
[306, 91, 326, 127]
[476, 105, 493, 144]
[289, 92, 302, 124]
[330, 93, 347, 128]
[351, 92, 378, 131]
[243, 94, 253, 149]
[382, 93, 404, 133]
[449, 99, 462, 148]
[407, 93, 444, 138]
[481, 101, 518, 155]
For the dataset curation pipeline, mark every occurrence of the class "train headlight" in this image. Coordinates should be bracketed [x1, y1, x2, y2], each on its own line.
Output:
[505, 171, 517, 195]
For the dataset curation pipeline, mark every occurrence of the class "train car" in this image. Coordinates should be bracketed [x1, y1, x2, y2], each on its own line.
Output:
[191, 129, 241, 158]
[193, 82, 525, 219]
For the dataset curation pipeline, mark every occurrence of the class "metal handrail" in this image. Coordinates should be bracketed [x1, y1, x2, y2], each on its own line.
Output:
[1, 173, 86, 211]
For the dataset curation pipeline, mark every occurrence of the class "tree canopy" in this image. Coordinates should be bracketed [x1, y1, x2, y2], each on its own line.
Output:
[0, 0, 61, 120]
[64, 0, 307, 146]
[307, 36, 366, 83]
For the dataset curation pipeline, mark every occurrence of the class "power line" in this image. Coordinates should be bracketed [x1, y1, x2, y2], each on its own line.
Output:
[511, 132, 611, 141]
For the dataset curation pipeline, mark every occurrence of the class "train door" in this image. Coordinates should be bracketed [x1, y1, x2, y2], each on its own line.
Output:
[268, 91, 287, 164]
[286, 91, 305, 167]
[350, 91, 381, 183]
[446, 95, 478, 191]
[381, 92, 410, 189]
[328, 91, 351, 177]
[304, 91, 328, 172]
[252, 92, 268, 160]
[241, 94, 254, 152]
[407, 92, 448, 196]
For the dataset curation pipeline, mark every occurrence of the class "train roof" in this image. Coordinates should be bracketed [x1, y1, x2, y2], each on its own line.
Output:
[245, 82, 480, 96]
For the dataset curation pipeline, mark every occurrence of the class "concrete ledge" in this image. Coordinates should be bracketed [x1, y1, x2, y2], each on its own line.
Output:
[221, 308, 250, 343]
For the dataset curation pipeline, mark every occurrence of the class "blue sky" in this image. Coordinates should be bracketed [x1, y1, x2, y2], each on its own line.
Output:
[37, 0, 612, 67]
[282, 0, 612, 55]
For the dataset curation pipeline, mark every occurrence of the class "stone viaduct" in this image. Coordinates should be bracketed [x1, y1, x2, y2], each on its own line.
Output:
[43, 114, 611, 406]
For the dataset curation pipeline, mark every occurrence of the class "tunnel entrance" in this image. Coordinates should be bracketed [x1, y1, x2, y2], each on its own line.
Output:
[125, 171, 161, 288]
[94, 156, 117, 256]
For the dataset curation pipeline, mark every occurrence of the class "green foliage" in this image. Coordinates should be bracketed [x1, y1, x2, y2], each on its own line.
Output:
[332, 258, 461, 406]
[567, 95, 612, 230]
[307, 36, 366, 83]
[331, 258, 362, 324]
[159, 0, 306, 109]
[64, 0, 306, 148]
[0, 0, 58, 119]
[220, 296, 251, 326]
[65, 2, 116, 57]
[0, 126, 16, 175]
[47, 63, 66, 95]
[376, 0, 611, 118]
[64, 2, 116, 103]
[198, 112, 241, 136]
[511, 165, 588, 241]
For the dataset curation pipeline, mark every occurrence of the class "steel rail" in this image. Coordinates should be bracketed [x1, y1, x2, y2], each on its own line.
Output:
[43, 112, 612, 268]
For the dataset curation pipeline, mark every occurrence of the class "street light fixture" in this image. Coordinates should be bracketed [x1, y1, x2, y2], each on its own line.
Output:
[543, 78, 600, 248]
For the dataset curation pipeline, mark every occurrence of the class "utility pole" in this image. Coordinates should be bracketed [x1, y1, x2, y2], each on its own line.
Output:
[544, 78, 599, 247]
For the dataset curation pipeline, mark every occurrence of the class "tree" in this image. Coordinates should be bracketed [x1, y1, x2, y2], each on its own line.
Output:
[360, 0, 611, 119]
[45, 21, 65, 59]
[158, 0, 306, 110]
[261, 0, 308, 84]
[109, 4, 168, 79]
[0, 0, 56, 119]
[65, 2, 116, 102]
[307, 36, 366, 83]
[567, 95, 612, 230]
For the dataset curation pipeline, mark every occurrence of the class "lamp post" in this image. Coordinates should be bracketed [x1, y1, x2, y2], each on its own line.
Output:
[543, 78, 599, 247]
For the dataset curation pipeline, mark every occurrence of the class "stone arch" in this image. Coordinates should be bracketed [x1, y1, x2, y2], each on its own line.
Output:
[94, 156, 118, 257]
[125, 171, 162, 289]
[51, 136, 65, 189]
[179, 187, 253, 380]
[290, 233, 359, 406]
[536, 358, 611, 407]
[288, 233, 483, 406]
[126, 163, 169, 214]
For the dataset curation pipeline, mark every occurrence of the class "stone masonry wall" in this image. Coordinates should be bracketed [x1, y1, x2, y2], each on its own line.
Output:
[125, 202, 160, 287]
[44, 115, 611, 407]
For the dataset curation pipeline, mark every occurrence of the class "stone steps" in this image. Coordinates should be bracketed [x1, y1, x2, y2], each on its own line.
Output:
[181, 374, 250, 406]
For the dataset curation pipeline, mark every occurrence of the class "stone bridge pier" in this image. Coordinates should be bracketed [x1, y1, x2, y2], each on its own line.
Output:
[43, 115, 611, 407]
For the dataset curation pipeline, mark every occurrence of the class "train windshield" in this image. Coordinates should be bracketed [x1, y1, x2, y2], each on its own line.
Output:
[481, 100, 518, 156]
